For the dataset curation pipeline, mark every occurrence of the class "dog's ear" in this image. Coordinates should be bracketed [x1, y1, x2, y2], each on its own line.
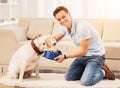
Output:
[33, 34, 42, 39]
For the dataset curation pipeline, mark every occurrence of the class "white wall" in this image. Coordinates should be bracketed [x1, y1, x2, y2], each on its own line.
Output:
[1, 0, 120, 19]
[0, 0, 21, 20]
[86, 0, 105, 18]
[105, 0, 120, 19]
[20, 0, 84, 18]
[21, 0, 37, 17]
[84, 0, 120, 19]
[21, 0, 28, 17]
[54, 0, 83, 18]
[37, 0, 56, 18]
[36, 0, 120, 19]
[37, 0, 44, 17]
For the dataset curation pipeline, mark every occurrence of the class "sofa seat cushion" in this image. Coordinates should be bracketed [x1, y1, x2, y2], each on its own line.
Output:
[39, 57, 75, 69]
[105, 60, 120, 71]
[39, 41, 76, 68]
[104, 42, 120, 59]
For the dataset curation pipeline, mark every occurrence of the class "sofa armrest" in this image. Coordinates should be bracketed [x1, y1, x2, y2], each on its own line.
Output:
[0, 24, 27, 42]
[0, 29, 17, 65]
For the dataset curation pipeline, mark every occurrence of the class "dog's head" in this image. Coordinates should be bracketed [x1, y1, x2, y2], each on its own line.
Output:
[35, 35, 57, 52]
[45, 35, 57, 48]
[45, 35, 59, 53]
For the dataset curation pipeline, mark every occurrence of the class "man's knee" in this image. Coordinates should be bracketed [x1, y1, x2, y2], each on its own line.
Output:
[65, 74, 74, 81]
[65, 74, 79, 81]
[81, 79, 94, 86]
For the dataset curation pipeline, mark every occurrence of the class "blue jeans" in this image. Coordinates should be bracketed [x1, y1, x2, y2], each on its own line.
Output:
[65, 55, 105, 86]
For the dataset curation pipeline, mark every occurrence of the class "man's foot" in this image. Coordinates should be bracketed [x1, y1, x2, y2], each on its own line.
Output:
[102, 64, 115, 80]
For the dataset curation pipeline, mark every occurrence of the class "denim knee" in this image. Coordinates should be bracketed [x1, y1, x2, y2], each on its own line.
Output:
[65, 74, 75, 81]
[81, 79, 95, 86]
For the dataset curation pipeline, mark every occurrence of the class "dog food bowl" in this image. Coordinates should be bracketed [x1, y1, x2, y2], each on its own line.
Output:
[43, 51, 62, 60]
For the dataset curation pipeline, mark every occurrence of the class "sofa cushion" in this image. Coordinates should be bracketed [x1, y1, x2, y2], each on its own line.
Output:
[84, 19, 103, 37]
[27, 20, 54, 39]
[105, 60, 120, 71]
[104, 42, 120, 59]
[102, 20, 120, 42]
[8, 26, 27, 42]
[0, 24, 27, 42]
[19, 18, 33, 29]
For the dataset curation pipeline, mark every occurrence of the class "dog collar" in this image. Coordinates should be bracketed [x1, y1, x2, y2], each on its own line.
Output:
[31, 40, 44, 55]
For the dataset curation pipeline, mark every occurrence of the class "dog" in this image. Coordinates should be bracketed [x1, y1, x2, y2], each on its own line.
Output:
[7, 35, 57, 82]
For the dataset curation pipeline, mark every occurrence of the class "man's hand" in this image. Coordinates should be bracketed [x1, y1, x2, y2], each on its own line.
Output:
[55, 55, 65, 63]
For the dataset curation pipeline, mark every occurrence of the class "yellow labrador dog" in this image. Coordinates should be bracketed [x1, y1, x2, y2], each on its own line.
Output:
[7, 35, 57, 82]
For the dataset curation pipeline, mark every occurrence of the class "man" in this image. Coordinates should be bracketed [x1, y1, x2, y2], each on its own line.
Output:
[52, 6, 115, 86]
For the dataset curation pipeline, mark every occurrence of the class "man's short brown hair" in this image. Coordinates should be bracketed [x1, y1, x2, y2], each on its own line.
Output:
[53, 6, 69, 17]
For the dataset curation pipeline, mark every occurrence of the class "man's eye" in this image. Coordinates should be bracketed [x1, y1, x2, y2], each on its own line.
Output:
[57, 19, 61, 21]
[43, 43, 45, 45]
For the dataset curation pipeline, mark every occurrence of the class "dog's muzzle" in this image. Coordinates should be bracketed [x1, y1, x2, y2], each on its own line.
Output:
[31, 40, 44, 55]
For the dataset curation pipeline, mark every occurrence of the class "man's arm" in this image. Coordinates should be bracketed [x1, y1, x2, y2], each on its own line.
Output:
[66, 38, 90, 58]
[55, 38, 90, 63]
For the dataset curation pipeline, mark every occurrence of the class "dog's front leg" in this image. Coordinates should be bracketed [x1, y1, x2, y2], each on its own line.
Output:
[19, 61, 27, 82]
[35, 63, 40, 79]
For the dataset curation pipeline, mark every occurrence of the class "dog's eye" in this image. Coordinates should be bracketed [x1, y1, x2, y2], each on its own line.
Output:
[43, 43, 45, 45]
[53, 43, 56, 45]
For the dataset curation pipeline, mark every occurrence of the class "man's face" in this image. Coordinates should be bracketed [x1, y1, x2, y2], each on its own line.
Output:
[55, 10, 72, 29]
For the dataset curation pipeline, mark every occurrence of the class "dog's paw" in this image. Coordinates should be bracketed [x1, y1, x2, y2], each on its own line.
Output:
[36, 76, 40, 79]
[18, 78, 23, 82]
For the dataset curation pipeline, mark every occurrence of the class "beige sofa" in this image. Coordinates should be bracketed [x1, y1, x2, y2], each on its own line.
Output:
[0, 18, 120, 75]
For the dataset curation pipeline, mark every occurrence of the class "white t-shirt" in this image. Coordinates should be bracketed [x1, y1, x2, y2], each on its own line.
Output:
[60, 19, 105, 56]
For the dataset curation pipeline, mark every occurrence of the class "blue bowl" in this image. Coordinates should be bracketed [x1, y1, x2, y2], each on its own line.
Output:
[43, 51, 62, 60]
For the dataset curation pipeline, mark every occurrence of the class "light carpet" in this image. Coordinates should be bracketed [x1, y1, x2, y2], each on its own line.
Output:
[0, 73, 120, 88]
